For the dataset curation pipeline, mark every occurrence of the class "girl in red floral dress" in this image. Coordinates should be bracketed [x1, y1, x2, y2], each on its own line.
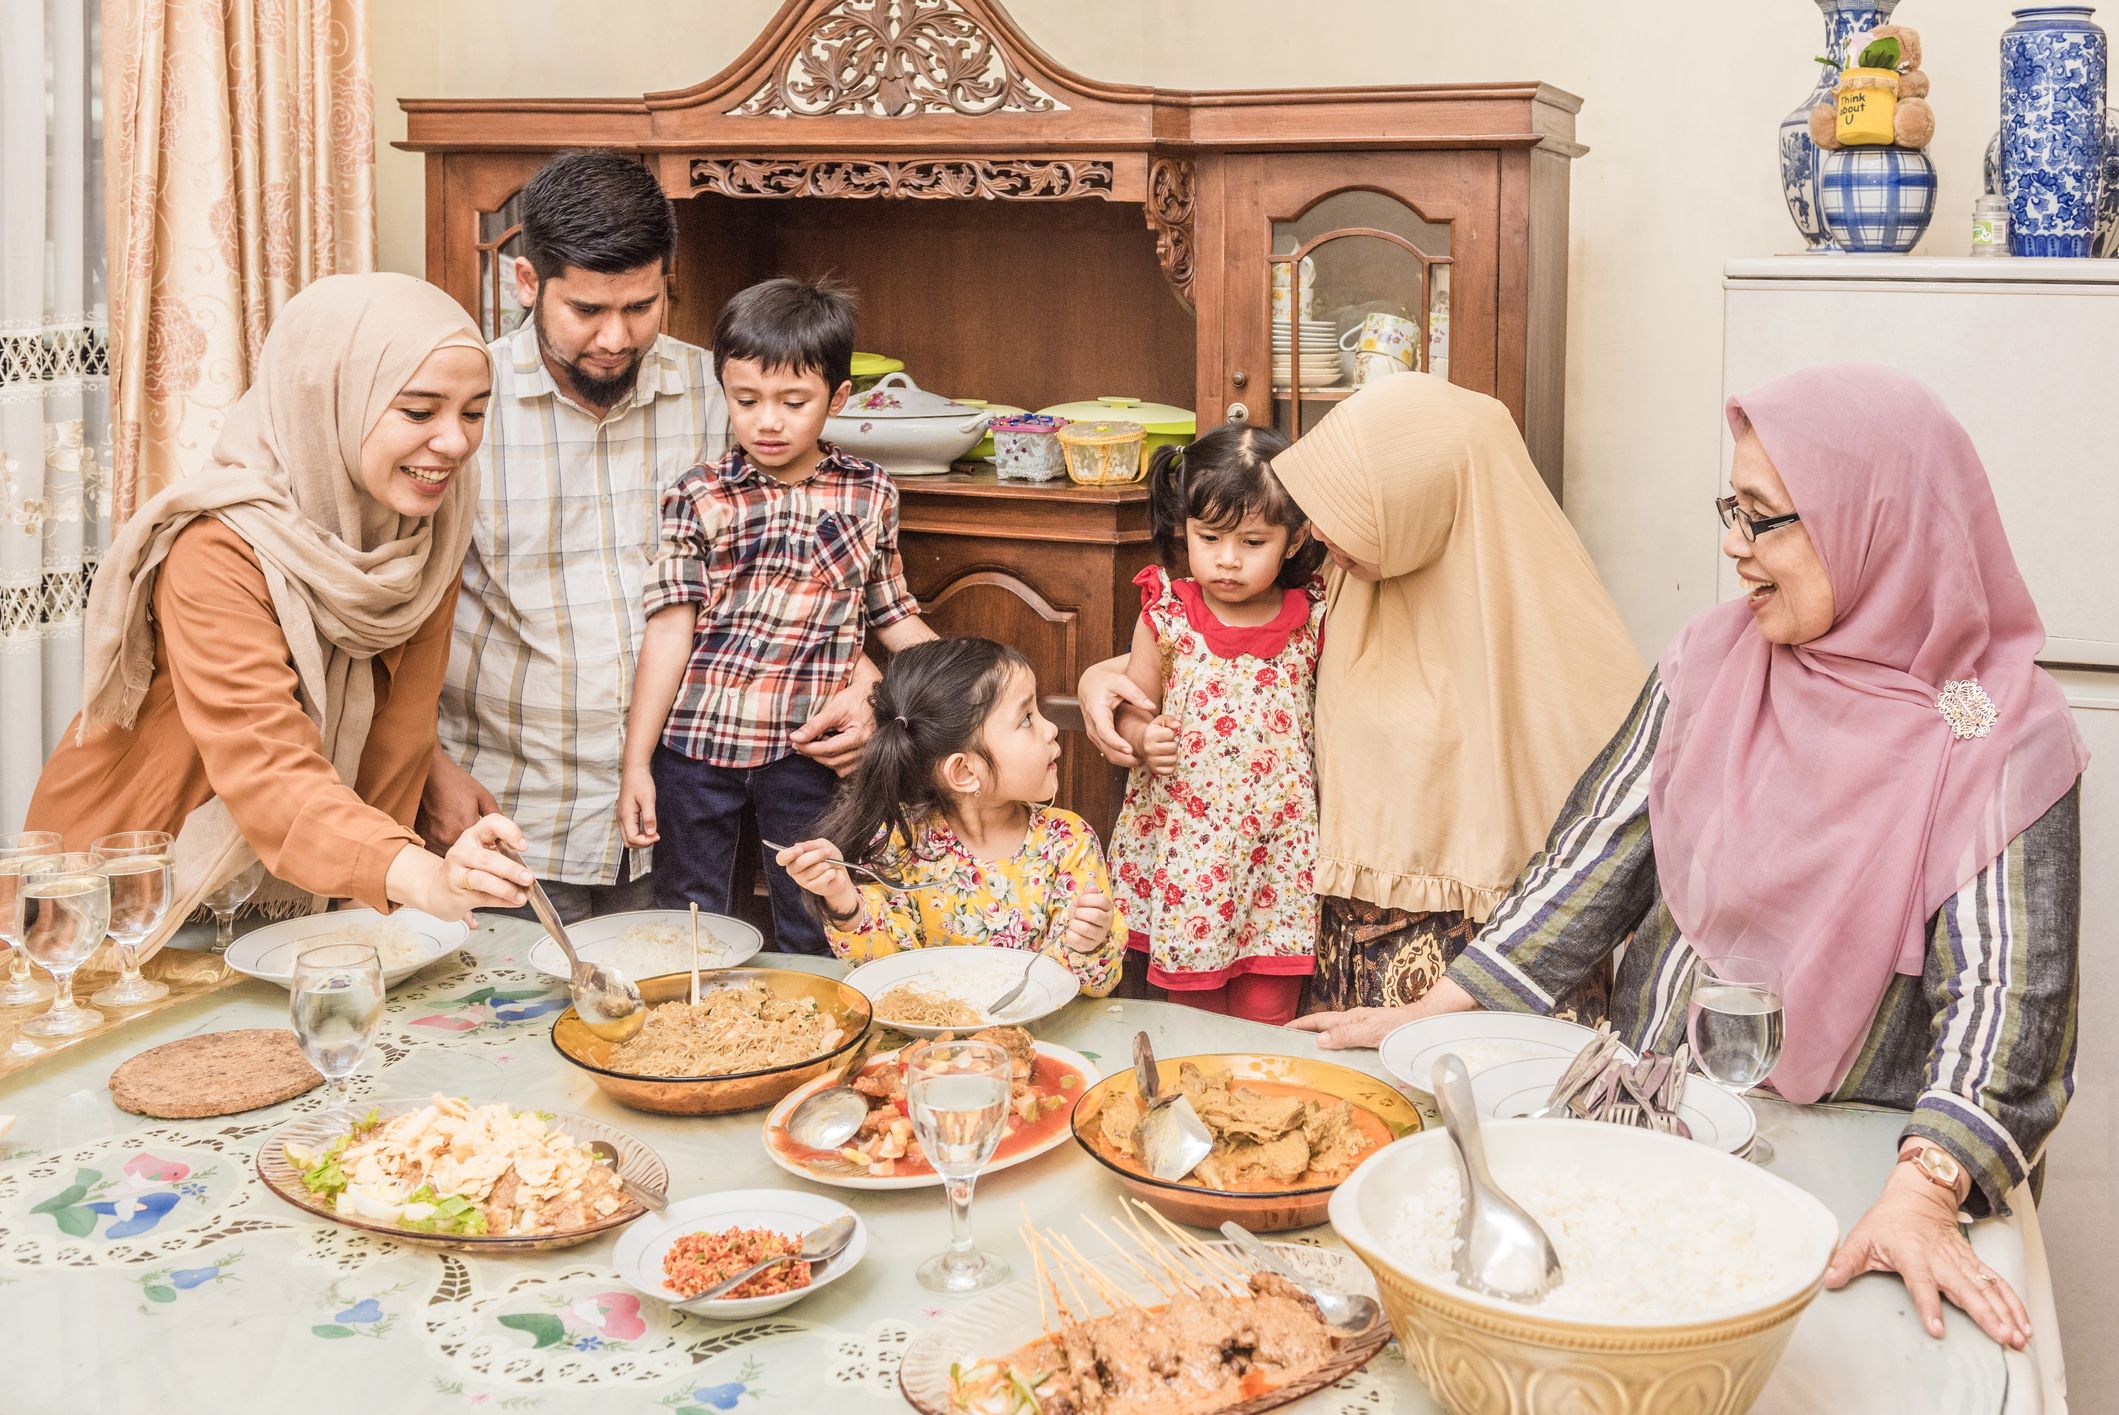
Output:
[1104, 425, 1327, 1025]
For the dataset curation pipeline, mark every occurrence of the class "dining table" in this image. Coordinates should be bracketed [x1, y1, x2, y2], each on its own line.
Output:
[0, 914, 2069, 1414]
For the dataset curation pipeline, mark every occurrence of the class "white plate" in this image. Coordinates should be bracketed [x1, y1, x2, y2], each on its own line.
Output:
[761, 1040, 1098, 1191]
[898, 1240, 1391, 1415]
[1378, 1012, 1612, 1095]
[224, 909, 467, 990]
[611, 1189, 867, 1318]
[843, 946, 1080, 1038]
[1470, 1055, 1758, 1155]
[526, 909, 764, 982]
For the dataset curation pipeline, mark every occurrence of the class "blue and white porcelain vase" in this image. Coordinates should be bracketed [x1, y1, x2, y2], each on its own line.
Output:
[1820, 147, 1939, 251]
[1986, 108, 2119, 255]
[2001, 5, 2109, 256]
[1781, 0, 1900, 249]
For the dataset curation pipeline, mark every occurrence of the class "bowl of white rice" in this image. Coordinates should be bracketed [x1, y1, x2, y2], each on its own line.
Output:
[1328, 1119, 1837, 1415]
[223, 908, 468, 989]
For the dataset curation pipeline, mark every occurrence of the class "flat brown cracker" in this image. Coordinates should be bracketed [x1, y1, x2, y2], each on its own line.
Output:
[109, 1028, 323, 1119]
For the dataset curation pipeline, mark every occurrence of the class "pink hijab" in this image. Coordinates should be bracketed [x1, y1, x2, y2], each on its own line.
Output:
[1649, 365, 2086, 1104]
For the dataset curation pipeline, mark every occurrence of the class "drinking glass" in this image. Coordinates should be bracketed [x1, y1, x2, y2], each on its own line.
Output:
[290, 943, 385, 1106]
[907, 1037, 1014, 1293]
[0, 831, 63, 1009]
[202, 860, 267, 954]
[1686, 954, 1786, 1165]
[89, 831, 175, 1007]
[19, 855, 111, 1040]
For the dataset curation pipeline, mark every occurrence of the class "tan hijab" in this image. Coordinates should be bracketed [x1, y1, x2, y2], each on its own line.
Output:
[79, 272, 487, 932]
[1271, 374, 1644, 920]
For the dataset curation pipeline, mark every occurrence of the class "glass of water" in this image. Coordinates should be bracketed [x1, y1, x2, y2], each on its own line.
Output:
[0, 831, 63, 1011]
[291, 942, 385, 1106]
[203, 859, 267, 954]
[907, 1037, 1014, 1293]
[89, 831, 175, 1008]
[19, 855, 111, 1040]
[1686, 953, 1786, 1165]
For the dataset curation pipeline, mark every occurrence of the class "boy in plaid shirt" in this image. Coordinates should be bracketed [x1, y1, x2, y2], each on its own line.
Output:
[619, 279, 936, 952]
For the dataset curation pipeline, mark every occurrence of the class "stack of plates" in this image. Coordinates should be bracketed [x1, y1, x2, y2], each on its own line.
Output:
[1272, 319, 1346, 389]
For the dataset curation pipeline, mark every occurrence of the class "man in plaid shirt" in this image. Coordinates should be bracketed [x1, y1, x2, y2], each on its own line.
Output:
[620, 279, 935, 953]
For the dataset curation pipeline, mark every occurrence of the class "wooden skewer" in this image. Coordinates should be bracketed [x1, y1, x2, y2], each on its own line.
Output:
[1055, 1233, 1137, 1312]
[1021, 1215, 1051, 1332]
[1084, 1215, 1175, 1301]
[688, 902, 701, 1005]
[1133, 1199, 1250, 1294]
[1119, 1202, 1204, 1297]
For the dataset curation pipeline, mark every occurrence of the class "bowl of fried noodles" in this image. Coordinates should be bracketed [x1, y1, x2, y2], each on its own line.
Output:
[550, 967, 872, 1115]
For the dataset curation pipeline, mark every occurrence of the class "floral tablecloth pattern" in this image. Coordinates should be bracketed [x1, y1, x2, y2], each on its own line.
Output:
[0, 918, 2046, 1413]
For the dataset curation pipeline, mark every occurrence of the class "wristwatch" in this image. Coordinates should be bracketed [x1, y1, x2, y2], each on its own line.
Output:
[1897, 1143, 1964, 1194]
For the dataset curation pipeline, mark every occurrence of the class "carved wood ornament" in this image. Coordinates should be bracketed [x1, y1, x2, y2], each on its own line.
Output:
[1145, 157, 1196, 305]
[728, 0, 1065, 118]
[687, 157, 1113, 201]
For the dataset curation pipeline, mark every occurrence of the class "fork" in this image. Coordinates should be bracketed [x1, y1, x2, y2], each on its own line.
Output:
[759, 839, 921, 895]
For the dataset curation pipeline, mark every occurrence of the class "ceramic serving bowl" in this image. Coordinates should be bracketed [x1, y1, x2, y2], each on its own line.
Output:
[1069, 1051, 1421, 1232]
[550, 967, 871, 1116]
[825, 372, 990, 476]
[1328, 1120, 1838, 1415]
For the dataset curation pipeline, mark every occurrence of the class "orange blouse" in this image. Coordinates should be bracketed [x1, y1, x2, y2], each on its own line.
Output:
[26, 518, 453, 911]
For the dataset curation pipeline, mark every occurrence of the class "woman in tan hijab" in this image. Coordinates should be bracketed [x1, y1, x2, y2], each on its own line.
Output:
[27, 272, 533, 937]
[1080, 375, 1641, 1025]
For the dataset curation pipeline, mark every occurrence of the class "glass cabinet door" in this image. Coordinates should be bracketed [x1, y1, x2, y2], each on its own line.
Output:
[1268, 189, 1452, 440]
[476, 193, 528, 341]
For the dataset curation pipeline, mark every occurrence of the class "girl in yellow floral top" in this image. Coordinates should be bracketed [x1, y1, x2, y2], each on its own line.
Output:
[776, 638, 1124, 995]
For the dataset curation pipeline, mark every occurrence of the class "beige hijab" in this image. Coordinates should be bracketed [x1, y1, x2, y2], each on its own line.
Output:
[1271, 374, 1644, 920]
[80, 272, 487, 935]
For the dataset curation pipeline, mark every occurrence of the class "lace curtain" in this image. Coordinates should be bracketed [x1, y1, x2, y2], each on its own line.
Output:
[2, 1, 112, 832]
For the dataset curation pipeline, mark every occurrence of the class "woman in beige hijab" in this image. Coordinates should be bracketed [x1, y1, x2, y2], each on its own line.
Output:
[28, 273, 533, 940]
[1080, 375, 1641, 1028]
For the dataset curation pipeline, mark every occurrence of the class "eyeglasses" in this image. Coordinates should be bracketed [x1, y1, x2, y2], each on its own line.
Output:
[1715, 495, 1801, 543]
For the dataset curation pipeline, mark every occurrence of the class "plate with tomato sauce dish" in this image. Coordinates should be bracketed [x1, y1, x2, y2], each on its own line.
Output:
[761, 1030, 1097, 1191]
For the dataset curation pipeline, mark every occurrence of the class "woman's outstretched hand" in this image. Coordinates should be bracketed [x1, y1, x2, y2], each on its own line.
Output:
[1824, 1152, 2030, 1349]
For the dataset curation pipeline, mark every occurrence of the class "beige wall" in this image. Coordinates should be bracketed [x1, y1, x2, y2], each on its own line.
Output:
[369, 0, 2007, 658]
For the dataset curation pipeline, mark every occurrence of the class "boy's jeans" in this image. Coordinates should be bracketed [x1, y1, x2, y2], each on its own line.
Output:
[648, 744, 839, 955]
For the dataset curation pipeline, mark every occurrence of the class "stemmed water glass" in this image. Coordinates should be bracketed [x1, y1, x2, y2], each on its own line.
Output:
[0, 831, 63, 1010]
[1686, 954, 1786, 1165]
[203, 859, 267, 953]
[906, 1037, 1014, 1293]
[19, 854, 111, 1040]
[89, 830, 175, 1008]
[290, 943, 385, 1107]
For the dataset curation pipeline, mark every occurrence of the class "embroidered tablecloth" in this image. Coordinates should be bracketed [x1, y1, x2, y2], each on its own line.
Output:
[0, 917, 2057, 1413]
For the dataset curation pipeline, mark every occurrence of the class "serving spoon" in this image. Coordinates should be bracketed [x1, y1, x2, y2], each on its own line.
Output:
[586, 1138, 667, 1213]
[498, 843, 645, 1044]
[685, 1214, 858, 1304]
[783, 1026, 892, 1151]
[1132, 1032, 1214, 1182]
[1218, 1221, 1382, 1333]
[1431, 1053, 1563, 1303]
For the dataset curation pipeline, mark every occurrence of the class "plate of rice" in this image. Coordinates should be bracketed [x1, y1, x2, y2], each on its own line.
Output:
[611, 1188, 866, 1318]
[843, 946, 1081, 1038]
[526, 909, 763, 982]
[224, 908, 467, 989]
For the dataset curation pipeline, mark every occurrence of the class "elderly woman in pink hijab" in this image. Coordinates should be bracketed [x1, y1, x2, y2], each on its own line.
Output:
[1299, 365, 2086, 1349]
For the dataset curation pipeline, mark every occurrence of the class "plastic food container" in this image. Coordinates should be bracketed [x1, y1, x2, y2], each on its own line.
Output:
[989, 413, 1070, 482]
[1039, 396, 1195, 459]
[1056, 419, 1147, 486]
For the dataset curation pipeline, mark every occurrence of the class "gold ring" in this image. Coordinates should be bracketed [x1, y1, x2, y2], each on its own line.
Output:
[1975, 1271, 1998, 1285]
[455, 867, 472, 891]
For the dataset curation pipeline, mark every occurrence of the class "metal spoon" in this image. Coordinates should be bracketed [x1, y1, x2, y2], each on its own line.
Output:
[784, 1027, 890, 1151]
[1431, 1054, 1563, 1303]
[985, 953, 1039, 1019]
[586, 1138, 667, 1213]
[1218, 1221, 1382, 1332]
[1132, 1032, 1214, 1182]
[499, 843, 645, 1043]
[760, 838, 920, 896]
[685, 1214, 858, 1304]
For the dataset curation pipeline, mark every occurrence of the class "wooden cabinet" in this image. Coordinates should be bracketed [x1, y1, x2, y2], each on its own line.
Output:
[401, 0, 1582, 837]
